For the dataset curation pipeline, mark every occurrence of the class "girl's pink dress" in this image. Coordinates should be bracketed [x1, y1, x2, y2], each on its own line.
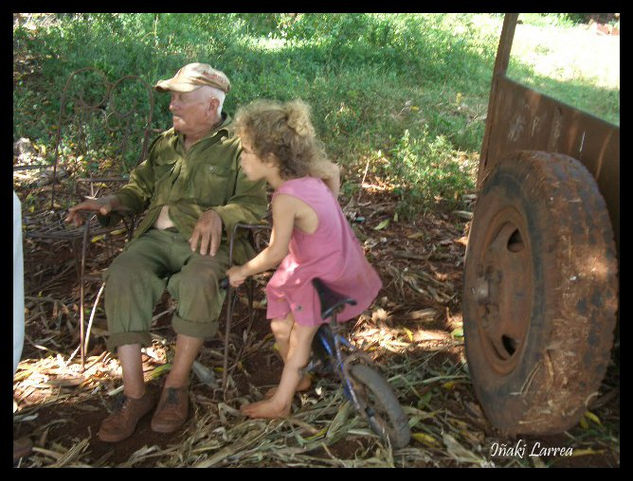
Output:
[266, 176, 382, 327]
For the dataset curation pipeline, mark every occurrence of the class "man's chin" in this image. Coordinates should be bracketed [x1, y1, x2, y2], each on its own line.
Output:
[172, 118, 184, 132]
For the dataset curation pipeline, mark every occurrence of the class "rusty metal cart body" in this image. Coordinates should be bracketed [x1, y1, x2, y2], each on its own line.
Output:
[462, 13, 619, 435]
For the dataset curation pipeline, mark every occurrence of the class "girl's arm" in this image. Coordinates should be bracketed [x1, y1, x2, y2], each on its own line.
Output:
[311, 161, 340, 198]
[226, 194, 296, 286]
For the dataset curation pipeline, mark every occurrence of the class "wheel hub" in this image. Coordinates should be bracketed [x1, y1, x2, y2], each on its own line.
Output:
[474, 207, 534, 375]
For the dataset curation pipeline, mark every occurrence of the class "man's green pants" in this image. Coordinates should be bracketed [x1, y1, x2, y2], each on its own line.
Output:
[104, 228, 228, 352]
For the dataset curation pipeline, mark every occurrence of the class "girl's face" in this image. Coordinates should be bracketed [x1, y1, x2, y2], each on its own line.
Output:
[239, 137, 270, 182]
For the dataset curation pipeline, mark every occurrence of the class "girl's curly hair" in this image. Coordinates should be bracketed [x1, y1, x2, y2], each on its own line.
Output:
[234, 99, 329, 180]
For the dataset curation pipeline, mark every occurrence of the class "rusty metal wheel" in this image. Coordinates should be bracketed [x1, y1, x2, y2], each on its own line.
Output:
[463, 151, 618, 435]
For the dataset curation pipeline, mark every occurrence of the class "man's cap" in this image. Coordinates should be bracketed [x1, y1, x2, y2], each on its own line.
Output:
[154, 63, 230, 94]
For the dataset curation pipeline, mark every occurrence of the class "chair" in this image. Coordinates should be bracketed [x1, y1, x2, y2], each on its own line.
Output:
[22, 67, 155, 369]
[222, 222, 271, 396]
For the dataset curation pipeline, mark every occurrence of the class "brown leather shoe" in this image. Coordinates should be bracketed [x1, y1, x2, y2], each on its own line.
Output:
[97, 388, 157, 443]
[150, 386, 189, 433]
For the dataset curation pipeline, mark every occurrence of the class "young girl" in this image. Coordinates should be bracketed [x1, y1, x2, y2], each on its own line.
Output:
[226, 99, 382, 419]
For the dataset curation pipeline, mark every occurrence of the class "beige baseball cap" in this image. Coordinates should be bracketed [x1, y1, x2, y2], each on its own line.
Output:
[154, 63, 231, 94]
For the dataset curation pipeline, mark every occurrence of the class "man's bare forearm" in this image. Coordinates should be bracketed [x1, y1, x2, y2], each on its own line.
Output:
[98, 194, 121, 211]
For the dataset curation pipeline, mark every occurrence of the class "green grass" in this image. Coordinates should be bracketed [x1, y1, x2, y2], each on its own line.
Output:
[13, 13, 619, 217]
[508, 19, 620, 125]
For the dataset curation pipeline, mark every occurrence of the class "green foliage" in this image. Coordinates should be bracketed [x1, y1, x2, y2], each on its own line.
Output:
[14, 13, 619, 219]
[563, 13, 619, 25]
[387, 129, 476, 217]
[519, 13, 576, 27]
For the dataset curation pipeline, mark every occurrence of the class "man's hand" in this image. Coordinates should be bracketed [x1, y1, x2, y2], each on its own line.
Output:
[190, 209, 223, 256]
[65, 196, 116, 227]
[226, 265, 248, 288]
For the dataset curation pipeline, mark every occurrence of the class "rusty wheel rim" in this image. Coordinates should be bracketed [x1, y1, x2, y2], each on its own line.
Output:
[473, 206, 534, 375]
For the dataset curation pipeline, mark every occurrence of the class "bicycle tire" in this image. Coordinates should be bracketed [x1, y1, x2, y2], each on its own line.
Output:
[349, 364, 410, 448]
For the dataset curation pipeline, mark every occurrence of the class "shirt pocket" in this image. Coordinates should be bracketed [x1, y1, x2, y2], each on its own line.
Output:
[150, 156, 180, 204]
[191, 162, 235, 207]
[153, 154, 179, 182]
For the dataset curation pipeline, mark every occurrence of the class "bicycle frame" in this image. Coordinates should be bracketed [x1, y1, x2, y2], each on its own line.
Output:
[312, 311, 372, 416]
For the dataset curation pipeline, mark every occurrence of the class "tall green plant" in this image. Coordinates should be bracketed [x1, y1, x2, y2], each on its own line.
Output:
[14, 13, 618, 219]
[388, 128, 475, 217]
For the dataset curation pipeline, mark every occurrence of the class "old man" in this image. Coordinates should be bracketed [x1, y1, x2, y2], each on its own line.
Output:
[66, 63, 267, 442]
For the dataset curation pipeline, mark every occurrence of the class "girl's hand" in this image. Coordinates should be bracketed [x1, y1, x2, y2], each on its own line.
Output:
[226, 265, 248, 288]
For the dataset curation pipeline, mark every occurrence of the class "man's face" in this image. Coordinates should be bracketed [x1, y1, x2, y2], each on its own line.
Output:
[168, 89, 216, 135]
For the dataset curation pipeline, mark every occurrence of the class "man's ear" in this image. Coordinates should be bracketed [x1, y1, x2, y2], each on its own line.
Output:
[208, 97, 219, 115]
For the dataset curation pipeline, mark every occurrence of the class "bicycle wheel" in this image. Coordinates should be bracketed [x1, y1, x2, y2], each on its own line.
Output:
[349, 364, 410, 448]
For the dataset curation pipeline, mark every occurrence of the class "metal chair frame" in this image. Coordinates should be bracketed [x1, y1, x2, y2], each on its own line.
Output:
[23, 67, 155, 369]
[222, 222, 271, 395]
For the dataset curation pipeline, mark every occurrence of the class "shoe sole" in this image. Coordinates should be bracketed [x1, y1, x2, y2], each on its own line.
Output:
[150, 419, 187, 433]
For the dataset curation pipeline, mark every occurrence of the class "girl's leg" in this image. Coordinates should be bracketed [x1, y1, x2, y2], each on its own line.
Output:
[266, 313, 311, 398]
[242, 319, 320, 418]
[270, 313, 294, 360]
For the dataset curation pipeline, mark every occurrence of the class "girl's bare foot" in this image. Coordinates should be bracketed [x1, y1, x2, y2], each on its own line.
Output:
[241, 399, 291, 419]
[264, 375, 312, 399]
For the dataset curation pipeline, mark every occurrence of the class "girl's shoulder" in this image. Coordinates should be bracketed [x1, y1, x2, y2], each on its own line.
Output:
[274, 177, 336, 216]
[275, 176, 323, 194]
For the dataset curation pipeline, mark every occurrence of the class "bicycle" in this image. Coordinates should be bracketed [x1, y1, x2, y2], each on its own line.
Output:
[306, 278, 411, 448]
[220, 276, 411, 448]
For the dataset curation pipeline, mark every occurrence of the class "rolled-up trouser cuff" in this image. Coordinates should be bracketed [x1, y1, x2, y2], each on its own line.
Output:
[172, 311, 219, 339]
[106, 331, 153, 353]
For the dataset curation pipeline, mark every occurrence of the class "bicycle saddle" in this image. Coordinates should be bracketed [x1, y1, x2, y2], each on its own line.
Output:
[312, 278, 357, 320]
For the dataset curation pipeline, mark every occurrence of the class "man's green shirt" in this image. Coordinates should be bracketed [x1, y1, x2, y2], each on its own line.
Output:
[101, 114, 267, 264]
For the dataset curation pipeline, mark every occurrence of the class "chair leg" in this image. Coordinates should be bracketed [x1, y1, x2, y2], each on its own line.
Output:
[221, 281, 257, 399]
[232, 278, 257, 376]
[247, 278, 255, 324]
[221, 223, 270, 398]
[84, 282, 105, 357]
[72, 238, 82, 284]
[222, 285, 234, 397]
[78, 220, 91, 371]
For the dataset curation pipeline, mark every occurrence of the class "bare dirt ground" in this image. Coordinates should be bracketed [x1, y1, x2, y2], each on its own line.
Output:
[13, 177, 620, 468]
